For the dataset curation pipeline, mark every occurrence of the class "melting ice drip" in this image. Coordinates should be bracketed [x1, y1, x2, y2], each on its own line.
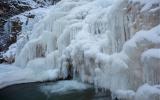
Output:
[1, 0, 160, 100]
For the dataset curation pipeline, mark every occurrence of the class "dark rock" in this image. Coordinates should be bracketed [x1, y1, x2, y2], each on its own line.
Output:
[0, 0, 32, 19]
[0, 58, 8, 64]
[0, 0, 32, 37]
[114, 97, 119, 100]
[33, 0, 60, 6]
[66, 58, 73, 80]
[0, 0, 61, 64]
[0, 32, 17, 52]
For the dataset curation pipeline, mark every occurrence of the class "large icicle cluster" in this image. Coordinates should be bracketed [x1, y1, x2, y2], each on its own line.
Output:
[0, 0, 160, 99]
[3, 7, 51, 61]
[15, 0, 131, 86]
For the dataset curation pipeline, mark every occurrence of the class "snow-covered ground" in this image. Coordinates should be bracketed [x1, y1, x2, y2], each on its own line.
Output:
[0, 0, 160, 100]
[0, 64, 59, 89]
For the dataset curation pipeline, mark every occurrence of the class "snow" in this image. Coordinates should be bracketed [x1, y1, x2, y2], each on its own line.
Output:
[0, 64, 59, 89]
[10, 0, 38, 8]
[20, 0, 37, 8]
[113, 90, 135, 100]
[135, 84, 160, 100]
[150, 7, 160, 12]
[142, 49, 160, 60]
[113, 84, 160, 100]
[141, 48, 160, 86]
[10, 0, 56, 8]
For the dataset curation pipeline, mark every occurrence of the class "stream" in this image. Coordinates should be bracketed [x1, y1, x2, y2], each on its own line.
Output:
[0, 80, 112, 100]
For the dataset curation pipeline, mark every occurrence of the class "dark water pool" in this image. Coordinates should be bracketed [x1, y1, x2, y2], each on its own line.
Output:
[0, 81, 111, 100]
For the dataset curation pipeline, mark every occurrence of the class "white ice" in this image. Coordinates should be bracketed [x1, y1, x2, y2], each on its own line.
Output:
[40, 80, 91, 94]
[0, 64, 59, 89]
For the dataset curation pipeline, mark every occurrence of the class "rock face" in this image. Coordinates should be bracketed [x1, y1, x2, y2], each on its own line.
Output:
[0, 0, 32, 35]
[0, 0, 32, 17]
[127, 1, 160, 34]
[0, 0, 60, 63]
[33, 0, 60, 6]
[0, 0, 33, 63]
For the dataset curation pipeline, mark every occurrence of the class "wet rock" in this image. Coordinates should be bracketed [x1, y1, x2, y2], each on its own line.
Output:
[0, 0, 60, 64]
[0, 17, 22, 53]
[0, 32, 17, 52]
[0, 0, 32, 63]
[33, 0, 60, 6]
[0, 0, 32, 17]
[127, 2, 160, 34]
[0, 0, 32, 50]
[66, 58, 73, 80]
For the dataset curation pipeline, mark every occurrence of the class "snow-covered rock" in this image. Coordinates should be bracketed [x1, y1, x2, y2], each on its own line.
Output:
[0, 0, 60, 63]
[3, 7, 51, 60]
[135, 84, 160, 100]
[142, 49, 160, 85]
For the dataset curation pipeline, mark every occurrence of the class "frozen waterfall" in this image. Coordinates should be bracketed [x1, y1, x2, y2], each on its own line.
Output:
[0, 0, 160, 100]
[15, 0, 131, 89]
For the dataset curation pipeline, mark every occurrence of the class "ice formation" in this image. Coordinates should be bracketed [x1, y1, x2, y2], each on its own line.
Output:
[3, 7, 51, 60]
[135, 84, 160, 100]
[40, 80, 91, 94]
[0, 0, 160, 99]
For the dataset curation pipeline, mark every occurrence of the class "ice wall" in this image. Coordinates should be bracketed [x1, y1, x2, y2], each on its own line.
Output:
[15, 0, 129, 72]
[142, 49, 160, 85]
[3, 7, 51, 61]
[11, 0, 160, 99]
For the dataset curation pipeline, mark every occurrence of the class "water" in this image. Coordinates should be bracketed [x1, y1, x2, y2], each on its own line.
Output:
[0, 80, 111, 100]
